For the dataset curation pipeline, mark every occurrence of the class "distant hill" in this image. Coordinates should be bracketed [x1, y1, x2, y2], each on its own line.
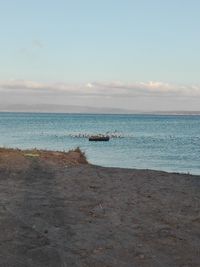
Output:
[0, 104, 200, 115]
[0, 104, 134, 114]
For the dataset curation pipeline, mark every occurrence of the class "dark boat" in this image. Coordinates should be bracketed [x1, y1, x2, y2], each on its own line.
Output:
[89, 136, 110, 142]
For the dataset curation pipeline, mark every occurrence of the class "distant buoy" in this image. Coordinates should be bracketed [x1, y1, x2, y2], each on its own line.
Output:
[89, 136, 110, 142]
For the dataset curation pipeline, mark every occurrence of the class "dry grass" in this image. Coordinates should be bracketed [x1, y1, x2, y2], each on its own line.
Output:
[0, 147, 88, 170]
[70, 147, 87, 164]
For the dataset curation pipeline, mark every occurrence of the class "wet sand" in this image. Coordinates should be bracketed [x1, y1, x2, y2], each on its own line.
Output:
[0, 148, 200, 267]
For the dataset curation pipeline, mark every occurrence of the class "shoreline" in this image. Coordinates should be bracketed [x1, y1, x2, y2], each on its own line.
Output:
[0, 147, 200, 266]
[1, 147, 199, 176]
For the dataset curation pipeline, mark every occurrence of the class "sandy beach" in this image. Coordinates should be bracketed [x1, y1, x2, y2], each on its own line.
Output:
[0, 148, 200, 267]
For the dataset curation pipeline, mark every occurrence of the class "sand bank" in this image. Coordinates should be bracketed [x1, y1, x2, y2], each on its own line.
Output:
[0, 148, 199, 266]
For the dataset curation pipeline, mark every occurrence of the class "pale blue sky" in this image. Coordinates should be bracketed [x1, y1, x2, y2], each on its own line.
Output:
[0, 0, 200, 111]
[1, 0, 200, 83]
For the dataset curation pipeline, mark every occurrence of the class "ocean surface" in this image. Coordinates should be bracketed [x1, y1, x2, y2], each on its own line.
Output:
[0, 112, 200, 175]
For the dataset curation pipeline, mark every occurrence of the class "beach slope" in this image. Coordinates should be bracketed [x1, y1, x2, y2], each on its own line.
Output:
[0, 148, 199, 266]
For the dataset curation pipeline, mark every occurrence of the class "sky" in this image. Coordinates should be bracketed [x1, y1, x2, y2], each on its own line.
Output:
[0, 0, 200, 112]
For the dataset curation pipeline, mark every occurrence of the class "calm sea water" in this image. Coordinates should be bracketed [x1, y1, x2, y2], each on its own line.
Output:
[0, 112, 200, 174]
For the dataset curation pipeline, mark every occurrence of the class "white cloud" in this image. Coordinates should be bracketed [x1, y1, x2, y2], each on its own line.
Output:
[1, 79, 200, 111]
[0, 79, 199, 97]
[86, 83, 94, 88]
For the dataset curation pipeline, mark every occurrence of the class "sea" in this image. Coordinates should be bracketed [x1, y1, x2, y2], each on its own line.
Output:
[0, 112, 200, 175]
